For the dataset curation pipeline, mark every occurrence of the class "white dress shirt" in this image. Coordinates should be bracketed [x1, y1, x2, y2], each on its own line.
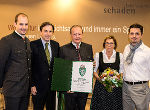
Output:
[72, 41, 81, 49]
[123, 43, 150, 82]
[94, 49, 124, 73]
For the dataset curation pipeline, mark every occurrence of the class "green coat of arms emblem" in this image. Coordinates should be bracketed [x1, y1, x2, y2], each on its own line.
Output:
[79, 65, 86, 76]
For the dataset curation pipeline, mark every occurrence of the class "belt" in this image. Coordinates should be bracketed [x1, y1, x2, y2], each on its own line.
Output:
[125, 81, 148, 85]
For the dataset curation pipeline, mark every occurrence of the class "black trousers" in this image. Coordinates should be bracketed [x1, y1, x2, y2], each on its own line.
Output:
[64, 92, 88, 110]
[32, 90, 56, 110]
[4, 95, 30, 110]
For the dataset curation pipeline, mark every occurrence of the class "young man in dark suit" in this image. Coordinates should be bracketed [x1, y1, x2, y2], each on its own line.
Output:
[0, 13, 31, 110]
[30, 22, 59, 110]
[59, 25, 93, 110]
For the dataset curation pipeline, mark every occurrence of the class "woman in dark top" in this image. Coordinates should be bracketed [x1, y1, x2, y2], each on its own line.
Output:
[91, 35, 123, 110]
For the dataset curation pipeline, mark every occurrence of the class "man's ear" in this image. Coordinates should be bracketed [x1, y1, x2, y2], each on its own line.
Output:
[14, 22, 17, 27]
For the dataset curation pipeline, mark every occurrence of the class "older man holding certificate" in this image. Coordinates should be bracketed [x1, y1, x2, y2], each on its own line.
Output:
[59, 25, 93, 110]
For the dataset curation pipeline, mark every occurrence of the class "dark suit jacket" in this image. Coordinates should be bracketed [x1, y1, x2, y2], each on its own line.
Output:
[30, 39, 59, 96]
[0, 31, 31, 97]
[59, 42, 93, 61]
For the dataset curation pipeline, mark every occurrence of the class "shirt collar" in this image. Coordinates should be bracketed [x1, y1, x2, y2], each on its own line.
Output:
[72, 41, 81, 49]
[102, 49, 116, 56]
[41, 37, 50, 47]
[15, 30, 25, 39]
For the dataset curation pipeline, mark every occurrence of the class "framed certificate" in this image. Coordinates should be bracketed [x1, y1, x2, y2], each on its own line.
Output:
[51, 58, 93, 93]
[71, 61, 93, 93]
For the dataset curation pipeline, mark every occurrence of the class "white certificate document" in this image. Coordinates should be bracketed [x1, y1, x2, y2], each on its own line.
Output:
[71, 61, 93, 93]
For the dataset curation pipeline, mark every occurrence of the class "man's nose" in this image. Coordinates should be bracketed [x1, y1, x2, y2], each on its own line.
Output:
[48, 32, 51, 35]
[76, 34, 80, 37]
[23, 25, 27, 29]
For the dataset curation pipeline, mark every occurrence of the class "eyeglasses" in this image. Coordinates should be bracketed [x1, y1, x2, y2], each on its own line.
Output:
[105, 42, 114, 45]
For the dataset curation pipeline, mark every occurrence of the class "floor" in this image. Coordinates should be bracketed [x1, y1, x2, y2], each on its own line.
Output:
[1, 93, 150, 110]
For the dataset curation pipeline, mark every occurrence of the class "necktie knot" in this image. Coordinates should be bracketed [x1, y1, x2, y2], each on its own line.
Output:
[76, 45, 79, 49]
[45, 43, 49, 48]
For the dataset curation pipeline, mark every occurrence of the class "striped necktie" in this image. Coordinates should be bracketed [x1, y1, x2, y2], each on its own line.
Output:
[45, 43, 50, 65]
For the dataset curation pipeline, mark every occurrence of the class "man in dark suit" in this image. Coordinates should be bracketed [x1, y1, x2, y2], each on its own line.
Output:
[59, 25, 93, 110]
[0, 13, 31, 110]
[31, 22, 59, 110]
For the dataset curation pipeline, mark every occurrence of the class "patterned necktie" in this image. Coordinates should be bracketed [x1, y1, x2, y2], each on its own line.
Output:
[76, 45, 81, 61]
[45, 43, 50, 65]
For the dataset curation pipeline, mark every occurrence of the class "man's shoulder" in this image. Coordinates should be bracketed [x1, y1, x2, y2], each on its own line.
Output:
[30, 39, 42, 49]
[141, 43, 150, 52]
[31, 39, 41, 44]
[50, 40, 59, 45]
[123, 44, 130, 50]
[81, 42, 92, 49]
[1, 32, 15, 40]
[60, 43, 71, 48]
[142, 43, 150, 48]
[81, 42, 92, 47]
[125, 44, 130, 48]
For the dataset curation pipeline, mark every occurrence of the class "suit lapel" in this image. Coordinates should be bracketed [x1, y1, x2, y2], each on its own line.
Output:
[69, 43, 80, 60]
[79, 42, 84, 58]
